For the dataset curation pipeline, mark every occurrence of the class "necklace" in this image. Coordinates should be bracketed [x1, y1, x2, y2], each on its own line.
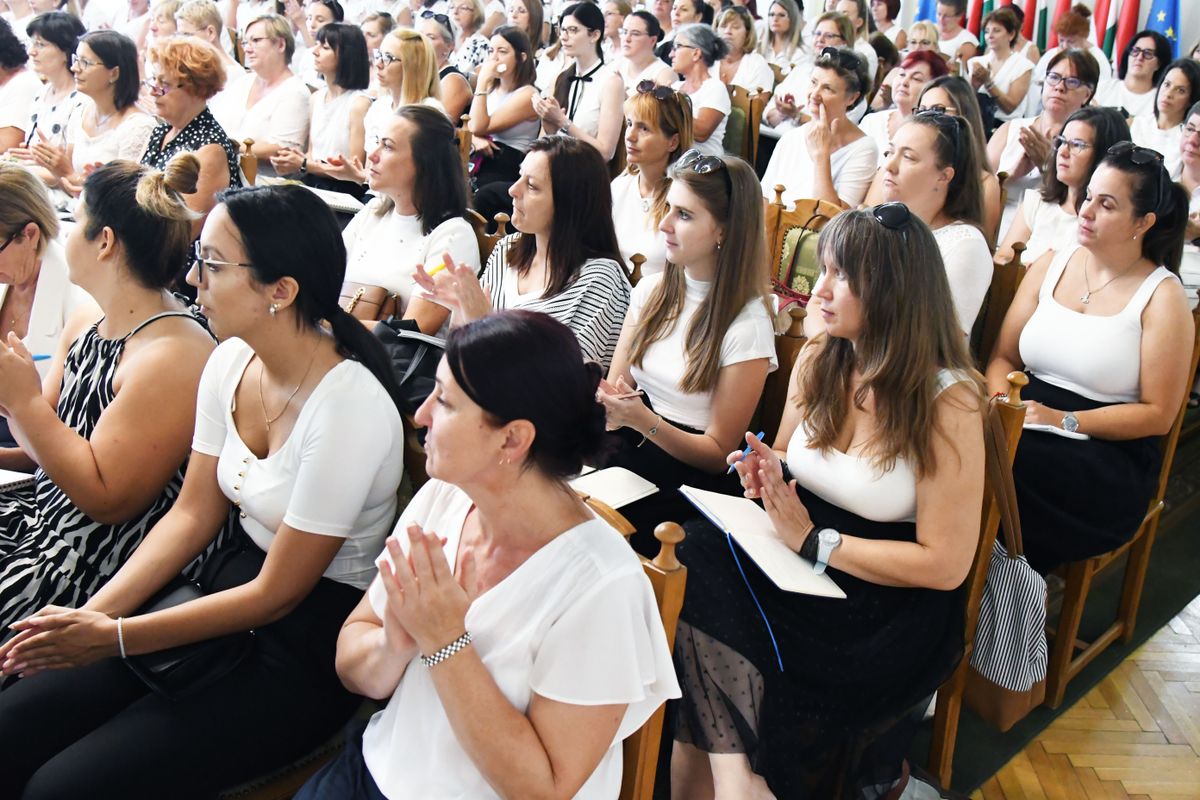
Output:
[95, 109, 116, 128]
[1081, 252, 1141, 305]
[257, 339, 321, 431]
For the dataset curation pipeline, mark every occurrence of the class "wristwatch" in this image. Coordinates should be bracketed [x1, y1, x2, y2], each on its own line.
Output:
[1061, 412, 1079, 434]
[813, 528, 842, 575]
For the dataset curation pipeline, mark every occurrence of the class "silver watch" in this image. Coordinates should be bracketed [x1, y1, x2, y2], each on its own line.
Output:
[814, 529, 842, 575]
[1061, 412, 1079, 433]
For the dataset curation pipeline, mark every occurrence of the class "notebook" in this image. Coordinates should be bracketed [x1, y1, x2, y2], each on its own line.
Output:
[679, 485, 846, 599]
[1022, 423, 1090, 441]
[303, 185, 366, 214]
[0, 468, 36, 493]
[570, 467, 658, 509]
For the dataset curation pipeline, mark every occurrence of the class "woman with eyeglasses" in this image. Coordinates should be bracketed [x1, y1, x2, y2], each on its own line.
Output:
[1028, 6, 1111, 115]
[987, 143, 1192, 573]
[450, 0, 491, 76]
[1178, 102, 1200, 239]
[0, 157, 214, 648]
[173, 0, 249, 133]
[611, 83, 693, 277]
[763, 46, 876, 208]
[758, 0, 804, 73]
[660, 0, 709, 61]
[763, 12, 852, 134]
[143, 0, 181, 70]
[967, 7, 1034, 131]
[505, 0, 543, 52]
[934, 0, 977, 63]
[616, 10, 675, 96]
[601, 0, 630, 60]
[415, 16, 470, 125]
[870, 0, 904, 50]
[716, 6, 774, 92]
[673, 203, 985, 797]
[1130, 59, 1200, 181]
[0, 183, 407, 798]
[997, 107, 1131, 267]
[7, 13, 85, 181]
[861, 50, 947, 162]
[1094, 30, 1171, 121]
[669, 23, 730, 158]
[0, 19, 41, 155]
[361, 28, 442, 180]
[906, 19, 939, 53]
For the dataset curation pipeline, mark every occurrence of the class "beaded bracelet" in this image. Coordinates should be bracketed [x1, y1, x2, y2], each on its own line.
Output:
[421, 631, 473, 668]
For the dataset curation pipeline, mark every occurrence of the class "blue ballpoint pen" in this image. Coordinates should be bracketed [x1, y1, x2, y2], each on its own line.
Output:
[32, 355, 51, 362]
[726, 431, 766, 474]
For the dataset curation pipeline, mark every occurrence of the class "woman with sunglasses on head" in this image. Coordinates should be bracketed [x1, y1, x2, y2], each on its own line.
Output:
[759, 0, 804, 73]
[0, 183, 407, 798]
[612, 83, 693, 277]
[716, 6, 774, 92]
[674, 203, 985, 797]
[7, 13, 84, 180]
[861, 50, 947, 162]
[1130, 59, 1200, 181]
[616, 10, 676, 96]
[1094, 31, 1171, 121]
[419, 14, 473, 124]
[987, 143, 1192, 573]
[763, 46, 875, 208]
[763, 12, 852, 137]
[598, 151, 777, 549]
[670, 23, 730, 158]
[997, 107, 1131, 266]
[361, 28, 443, 180]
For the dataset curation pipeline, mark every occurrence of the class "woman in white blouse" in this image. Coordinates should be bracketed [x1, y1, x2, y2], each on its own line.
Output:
[671, 23, 730, 158]
[0, 18, 42, 154]
[601, 0, 629, 60]
[295, 310, 678, 800]
[611, 82, 692, 278]
[758, 0, 804, 73]
[763, 12, 851, 135]
[870, 0, 904, 49]
[616, 10, 675, 95]
[968, 7, 1033, 128]
[363, 28, 442, 150]
[1130, 59, 1200, 180]
[1094, 31, 1171, 121]
[10, 13, 86, 186]
[232, 14, 312, 177]
[716, 6, 774, 93]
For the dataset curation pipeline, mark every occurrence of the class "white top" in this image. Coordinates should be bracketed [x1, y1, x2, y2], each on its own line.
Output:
[228, 74, 313, 174]
[1094, 78, 1155, 119]
[937, 28, 977, 59]
[761, 121, 879, 208]
[1019, 187, 1078, 265]
[997, 116, 1042, 240]
[487, 88, 541, 151]
[67, 111, 157, 172]
[362, 94, 446, 151]
[0, 70, 43, 137]
[728, 52, 776, 93]
[627, 273, 777, 430]
[0, 241, 93, 379]
[535, 51, 568, 93]
[675, 75, 730, 158]
[853, 37, 878, 83]
[1028, 44, 1112, 116]
[208, 64, 252, 137]
[342, 200, 480, 307]
[610, 171, 668, 278]
[968, 51, 1035, 122]
[761, 59, 814, 135]
[618, 57, 674, 96]
[1, 12, 32, 46]
[558, 59, 616, 140]
[191, 338, 405, 589]
[786, 368, 973, 523]
[932, 222, 992, 336]
[1129, 113, 1183, 179]
[26, 86, 86, 149]
[879, 22, 903, 45]
[858, 108, 899, 167]
[309, 88, 367, 161]
[80, 0, 125, 30]
[361, 480, 681, 800]
[1018, 245, 1176, 404]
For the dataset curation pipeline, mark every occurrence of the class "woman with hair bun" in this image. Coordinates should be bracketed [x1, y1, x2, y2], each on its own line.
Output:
[0, 182, 406, 798]
[0, 155, 215, 641]
[670, 22, 731, 157]
[296, 309, 680, 800]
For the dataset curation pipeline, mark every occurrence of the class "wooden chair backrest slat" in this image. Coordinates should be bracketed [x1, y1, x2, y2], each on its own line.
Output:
[971, 241, 1026, 367]
[239, 138, 257, 187]
[457, 115, 472, 182]
[465, 209, 510, 267]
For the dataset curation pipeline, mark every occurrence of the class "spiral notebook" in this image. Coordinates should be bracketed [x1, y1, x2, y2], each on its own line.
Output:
[0, 469, 35, 493]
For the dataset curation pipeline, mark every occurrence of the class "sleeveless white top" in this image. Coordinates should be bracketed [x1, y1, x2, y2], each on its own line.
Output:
[998, 116, 1043, 239]
[1018, 245, 1177, 404]
[785, 368, 974, 524]
[309, 88, 366, 161]
[487, 88, 540, 151]
[558, 59, 615, 139]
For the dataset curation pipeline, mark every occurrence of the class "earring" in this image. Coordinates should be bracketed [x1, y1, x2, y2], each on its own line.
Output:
[1133, 234, 1138, 240]
[269, 303, 279, 317]
[716, 240, 723, 251]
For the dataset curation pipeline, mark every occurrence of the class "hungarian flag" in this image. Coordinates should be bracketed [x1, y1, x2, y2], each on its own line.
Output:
[1046, 0, 1073, 49]
[1112, 0, 1141, 61]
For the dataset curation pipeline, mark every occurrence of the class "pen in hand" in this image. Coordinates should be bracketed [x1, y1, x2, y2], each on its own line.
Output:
[727, 431, 766, 475]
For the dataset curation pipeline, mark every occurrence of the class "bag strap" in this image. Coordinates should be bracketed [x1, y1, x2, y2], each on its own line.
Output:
[983, 403, 1024, 558]
[781, 211, 829, 285]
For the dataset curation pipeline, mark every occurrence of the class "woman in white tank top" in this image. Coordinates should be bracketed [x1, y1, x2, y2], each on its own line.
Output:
[987, 143, 1194, 573]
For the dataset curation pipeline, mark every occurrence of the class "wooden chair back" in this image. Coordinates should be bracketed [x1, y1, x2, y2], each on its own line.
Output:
[229, 29, 245, 66]
[465, 209, 510, 267]
[239, 139, 257, 186]
[769, 62, 784, 89]
[996, 170, 1008, 215]
[971, 241, 1026, 368]
[927, 372, 1028, 787]
[764, 188, 842, 295]
[457, 115, 472, 182]
[759, 305, 807, 444]
[723, 85, 768, 165]
[986, 171, 1009, 251]
[628, 253, 646, 288]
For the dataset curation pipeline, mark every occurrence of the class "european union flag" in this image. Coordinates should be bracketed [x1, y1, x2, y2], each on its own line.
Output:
[1145, 0, 1181, 58]
[916, 0, 938, 23]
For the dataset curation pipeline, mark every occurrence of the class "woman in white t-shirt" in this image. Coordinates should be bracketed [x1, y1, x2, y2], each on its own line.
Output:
[294, 309, 678, 800]
[671, 23, 730, 157]
[716, 6, 774, 93]
[757, 0, 804, 73]
[968, 7, 1034, 127]
[611, 82, 692, 278]
[598, 152, 776, 547]
[615, 10, 675, 95]
[0, 18, 41, 153]
[344, 106, 480, 333]
[1130, 59, 1200, 181]
[870, 0, 904, 50]
[1094, 31, 1171, 121]
[935, 0, 977, 63]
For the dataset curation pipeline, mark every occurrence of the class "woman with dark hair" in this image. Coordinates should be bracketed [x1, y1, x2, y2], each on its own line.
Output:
[0, 18, 41, 154]
[0, 156, 214, 641]
[968, 6, 1034, 129]
[535, 3, 624, 162]
[617, 9, 675, 94]
[1095, 30, 1172, 120]
[342, 106, 479, 334]
[283, 0, 342, 86]
[1130, 58, 1200, 179]
[862, 49, 948, 161]
[0, 183, 406, 798]
[998, 106, 1131, 266]
[1029, 5, 1111, 112]
[9, 13, 85, 178]
[295, 310, 678, 800]
[988, 143, 1192, 573]
[670, 23, 731, 157]
[505, 0, 543, 51]
[673, 204, 985, 796]
[419, 13, 473, 123]
[270, 22, 371, 198]
[870, 0, 904, 49]
[418, 136, 631, 368]
[764, 12, 853, 135]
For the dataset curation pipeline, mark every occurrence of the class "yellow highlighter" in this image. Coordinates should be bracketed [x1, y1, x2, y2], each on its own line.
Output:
[425, 263, 447, 278]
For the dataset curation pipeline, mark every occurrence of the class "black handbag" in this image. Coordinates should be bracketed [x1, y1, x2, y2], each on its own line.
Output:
[372, 318, 446, 416]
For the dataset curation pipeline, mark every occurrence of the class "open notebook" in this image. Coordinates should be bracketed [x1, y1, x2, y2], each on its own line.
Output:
[569, 467, 658, 509]
[1022, 423, 1090, 441]
[0, 468, 35, 493]
[679, 485, 846, 599]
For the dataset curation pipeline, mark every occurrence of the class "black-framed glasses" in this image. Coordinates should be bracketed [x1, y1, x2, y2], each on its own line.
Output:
[913, 102, 958, 115]
[0, 223, 32, 254]
[871, 202, 912, 233]
[636, 79, 674, 100]
[674, 148, 732, 193]
[671, 42, 697, 53]
[192, 241, 255, 280]
[1107, 141, 1169, 211]
[372, 48, 400, 66]
[914, 108, 966, 164]
[1128, 46, 1158, 61]
[1044, 71, 1090, 91]
[1052, 135, 1092, 155]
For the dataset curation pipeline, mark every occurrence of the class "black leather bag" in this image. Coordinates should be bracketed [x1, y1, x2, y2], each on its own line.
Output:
[372, 318, 446, 416]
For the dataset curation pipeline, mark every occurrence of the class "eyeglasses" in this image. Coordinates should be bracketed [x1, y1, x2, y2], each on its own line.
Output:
[913, 102, 958, 115]
[70, 53, 100, 69]
[242, 35, 275, 48]
[1044, 71, 1090, 91]
[871, 201, 913, 233]
[193, 241, 254, 280]
[909, 38, 935, 48]
[142, 77, 182, 96]
[674, 148, 732, 193]
[1107, 141, 1170, 212]
[1184, 122, 1200, 138]
[671, 42, 697, 53]
[637, 79, 674, 100]
[812, 31, 846, 45]
[1052, 135, 1092, 155]
[561, 25, 587, 36]
[1128, 45, 1158, 61]
[372, 48, 401, 66]
[618, 27, 648, 38]
[0, 223, 32, 254]
[914, 108, 966, 164]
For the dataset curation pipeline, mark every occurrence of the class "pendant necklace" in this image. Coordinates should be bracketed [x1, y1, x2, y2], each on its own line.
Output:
[258, 339, 321, 431]
[1080, 252, 1140, 305]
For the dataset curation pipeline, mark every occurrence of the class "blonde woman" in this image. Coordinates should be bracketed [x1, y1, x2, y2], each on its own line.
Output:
[363, 27, 442, 149]
[450, 0, 491, 75]
[717, 6, 774, 92]
[174, 0, 247, 133]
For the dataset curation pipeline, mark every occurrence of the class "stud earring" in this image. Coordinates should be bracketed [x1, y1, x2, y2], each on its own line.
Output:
[269, 303, 279, 316]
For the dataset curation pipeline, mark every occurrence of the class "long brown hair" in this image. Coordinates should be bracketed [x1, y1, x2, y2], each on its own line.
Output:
[798, 209, 983, 477]
[622, 87, 693, 227]
[626, 156, 770, 394]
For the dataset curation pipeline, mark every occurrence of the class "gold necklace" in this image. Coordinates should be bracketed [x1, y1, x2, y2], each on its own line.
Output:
[1081, 252, 1141, 305]
[257, 339, 321, 432]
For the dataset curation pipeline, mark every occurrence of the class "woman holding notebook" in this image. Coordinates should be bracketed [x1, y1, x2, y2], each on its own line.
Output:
[670, 204, 986, 798]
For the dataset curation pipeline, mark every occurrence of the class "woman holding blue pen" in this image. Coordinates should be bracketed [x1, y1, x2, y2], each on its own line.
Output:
[596, 150, 776, 553]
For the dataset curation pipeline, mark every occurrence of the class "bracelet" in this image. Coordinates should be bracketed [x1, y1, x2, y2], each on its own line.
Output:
[116, 616, 127, 660]
[474, 91, 488, 97]
[636, 416, 661, 448]
[421, 631, 472, 667]
[798, 524, 818, 560]
[299, 156, 307, 175]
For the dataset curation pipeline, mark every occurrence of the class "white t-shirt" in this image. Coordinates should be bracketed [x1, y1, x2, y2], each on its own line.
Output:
[627, 273, 777, 430]
[309, 88, 368, 161]
[191, 338, 405, 589]
[761, 121, 879, 207]
[67, 111, 157, 172]
[728, 51, 776, 93]
[967, 51, 1035, 122]
[937, 28, 977, 60]
[342, 201, 480, 307]
[0, 69, 43, 139]
[79, 0, 125, 30]
[227, 73, 313, 174]
[361, 479, 681, 800]
[610, 172, 667, 278]
[1130, 113, 1183, 179]
[1019, 187, 1078, 265]
[932, 221, 992, 336]
[208, 63, 251, 137]
[676, 75, 730, 158]
[1094, 78, 1154, 119]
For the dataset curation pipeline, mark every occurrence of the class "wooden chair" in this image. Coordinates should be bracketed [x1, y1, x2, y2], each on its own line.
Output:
[970, 241, 1026, 368]
[628, 253, 646, 288]
[723, 85, 768, 165]
[926, 372, 1028, 788]
[769, 62, 784, 89]
[239, 139, 257, 187]
[1043, 307, 1200, 708]
[229, 29, 245, 67]
[456, 114, 472, 182]
[764, 188, 842, 297]
[465, 209, 510, 267]
[759, 305, 807, 444]
[402, 413, 430, 491]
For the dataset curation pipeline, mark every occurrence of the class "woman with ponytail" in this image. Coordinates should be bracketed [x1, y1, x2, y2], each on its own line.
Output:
[0, 155, 214, 638]
[297, 310, 679, 800]
[0, 183, 405, 799]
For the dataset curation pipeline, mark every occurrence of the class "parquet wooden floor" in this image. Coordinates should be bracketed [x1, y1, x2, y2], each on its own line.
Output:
[971, 595, 1200, 799]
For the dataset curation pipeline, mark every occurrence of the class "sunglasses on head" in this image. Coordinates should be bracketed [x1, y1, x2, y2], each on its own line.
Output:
[1107, 141, 1170, 211]
[871, 202, 912, 233]
[914, 107, 966, 164]
[636, 79, 674, 100]
[420, 9, 451, 27]
[674, 148, 732, 194]
[818, 46, 861, 72]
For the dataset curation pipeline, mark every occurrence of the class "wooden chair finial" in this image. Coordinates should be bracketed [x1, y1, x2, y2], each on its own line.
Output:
[772, 184, 785, 208]
[629, 253, 646, 287]
[494, 212, 509, 237]
[652, 522, 685, 571]
[1005, 371, 1028, 406]
[785, 305, 806, 338]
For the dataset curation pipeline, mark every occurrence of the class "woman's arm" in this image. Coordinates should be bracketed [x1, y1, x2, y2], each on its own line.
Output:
[305, 95, 372, 179]
[335, 589, 419, 700]
[442, 73, 473, 125]
[472, 86, 539, 135]
[692, 107, 725, 144]
[549, 74, 624, 162]
[188, 142, 233, 234]
[986, 120, 1011, 175]
[989, 69, 1032, 115]
[983, 249, 1051, 390]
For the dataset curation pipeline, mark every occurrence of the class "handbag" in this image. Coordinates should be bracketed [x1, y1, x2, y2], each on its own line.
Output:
[372, 317, 446, 416]
[771, 210, 829, 312]
[340, 281, 399, 322]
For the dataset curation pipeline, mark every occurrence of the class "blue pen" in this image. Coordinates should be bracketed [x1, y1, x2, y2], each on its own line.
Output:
[727, 431, 766, 474]
[32, 355, 51, 362]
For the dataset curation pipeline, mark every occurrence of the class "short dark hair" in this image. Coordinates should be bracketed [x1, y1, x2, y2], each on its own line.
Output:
[397, 105, 468, 234]
[1117, 30, 1172, 83]
[936, 0, 966, 15]
[1153, 58, 1200, 126]
[1046, 47, 1100, 104]
[508, 136, 625, 298]
[25, 12, 85, 58]
[79, 31, 141, 110]
[316, 22, 369, 90]
[1099, 144, 1188, 271]
[1041, 106, 1130, 209]
[0, 17, 27, 70]
[446, 310, 608, 480]
[312, 0, 344, 22]
[879, 0, 900, 20]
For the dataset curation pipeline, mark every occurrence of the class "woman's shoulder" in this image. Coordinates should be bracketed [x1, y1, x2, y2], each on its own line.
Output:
[577, 255, 632, 285]
[934, 220, 989, 251]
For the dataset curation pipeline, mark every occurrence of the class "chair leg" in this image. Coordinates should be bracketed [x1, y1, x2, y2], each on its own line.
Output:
[1045, 560, 1093, 709]
[1117, 508, 1161, 644]
[927, 661, 967, 788]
